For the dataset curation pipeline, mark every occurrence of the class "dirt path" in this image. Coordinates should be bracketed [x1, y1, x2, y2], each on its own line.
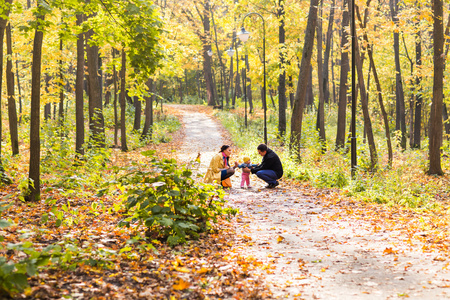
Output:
[175, 106, 450, 299]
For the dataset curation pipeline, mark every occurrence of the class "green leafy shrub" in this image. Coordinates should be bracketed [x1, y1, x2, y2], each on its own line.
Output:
[117, 151, 237, 246]
[314, 168, 348, 188]
[0, 201, 63, 296]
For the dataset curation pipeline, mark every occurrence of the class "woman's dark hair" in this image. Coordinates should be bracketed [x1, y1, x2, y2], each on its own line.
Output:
[257, 144, 268, 152]
[220, 145, 230, 153]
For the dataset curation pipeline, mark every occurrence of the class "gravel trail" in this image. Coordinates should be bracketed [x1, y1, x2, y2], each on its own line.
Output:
[175, 105, 450, 299]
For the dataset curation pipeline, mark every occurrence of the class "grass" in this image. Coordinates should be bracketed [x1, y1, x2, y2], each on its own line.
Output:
[215, 101, 450, 211]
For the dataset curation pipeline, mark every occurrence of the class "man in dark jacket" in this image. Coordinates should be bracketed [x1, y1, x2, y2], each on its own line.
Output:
[243, 144, 283, 188]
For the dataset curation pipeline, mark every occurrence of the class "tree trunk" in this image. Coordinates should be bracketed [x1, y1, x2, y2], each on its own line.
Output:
[26, 4, 45, 201]
[322, 0, 335, 104]
[15, 53, 23, 125]
[6, 23, 19, 156]
[316, 0, 326, 152]
[44, 74, 51, 120]
[336, 0, 349, 150]
[211, 10, 227, 108]
[355, 36, 378, 171]
[278, 0, 287, 137]
[120, 48, 128, 152]
[305, 65, 314, 110]
[58, 37, 64, 127]
[356, 6, 392, 166]
[196, 69, 202, 101]
[86, 27, 105, 147]
[113, 49, 119, 147]
[412, 30, 422, 149]
[390, 0, 407, 150]
[290, 0, 319, 156]
[104, 74, 113, 107]
[133, 96, 141, 131]
[98, 53, 103, 100]
[178, 77, 184, 103]
[201, 2, 216, 106]
[228, 55, 233, 108]
[75, 14, 85, 156]
[441, 8, 450, 139]
[245, 54, 253, 114]
[0, 6, 5, 172]
[159, 80, 164, 113]
[331, 42, 337, 103]
[235, 68, 242, 102]
[288, 75, 294, 108]
[185, 69, 189, 98]
[428, 0, 444, 175]
[141, 79, 154, 140]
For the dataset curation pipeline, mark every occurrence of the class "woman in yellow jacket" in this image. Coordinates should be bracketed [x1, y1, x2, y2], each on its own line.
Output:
[204, 145, 238, 185]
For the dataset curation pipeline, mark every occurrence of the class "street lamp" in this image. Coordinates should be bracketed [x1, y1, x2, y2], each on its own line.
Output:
[237, 12, 267, 145]
[226, 47, 235, 57]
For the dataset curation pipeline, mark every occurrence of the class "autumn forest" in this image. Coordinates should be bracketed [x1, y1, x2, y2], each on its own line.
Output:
[0, 0, 449, 298]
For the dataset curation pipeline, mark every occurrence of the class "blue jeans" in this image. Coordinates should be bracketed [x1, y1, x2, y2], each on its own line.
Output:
[256, 170, 278, 185]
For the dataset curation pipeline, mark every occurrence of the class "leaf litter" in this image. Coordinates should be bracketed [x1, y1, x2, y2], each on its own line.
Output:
[1, 105, 450, 299]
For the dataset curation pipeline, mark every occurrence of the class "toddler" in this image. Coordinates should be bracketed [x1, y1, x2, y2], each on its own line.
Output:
[238, 156, 257, 189]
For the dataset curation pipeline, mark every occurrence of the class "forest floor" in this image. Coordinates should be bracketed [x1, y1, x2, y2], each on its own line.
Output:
[2, 104, 449, 299]
[174, 105, 450, 299]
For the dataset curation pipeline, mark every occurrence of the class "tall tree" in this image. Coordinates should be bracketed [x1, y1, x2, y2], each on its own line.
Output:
[390, 0, 406, 149]
[0, 0, 12, 179]
[113, 48, 119, 147]
[428, 0, 444, 175]
[141, 78, 154, 140]
[86, 26, 105, 147]
[245, 54, 254, 114]
[26, 1, 45, 201]
[278, 0, 287, 137]
[58, 37, 64, 128]
[316, 0, 326, 152]
[412, 27, 422, 149]
[354, 35, 377, 171]
[356, 5, 392, 166]
[75, 13, 85, 156]
[120, 48, 128, 152]
[134, 96, 142, 131]
[290, 0, 319, 156]
[44, 75, 52, 120]
[322, 0, 335, 104]
[211, 9, 227, 107]
[335, 0, 349, 150]
[6, 22, 19, 155]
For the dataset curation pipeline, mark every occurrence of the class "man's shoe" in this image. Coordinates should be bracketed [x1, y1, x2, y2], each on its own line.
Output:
[273, 181, 279, 188]
[266, 183, 275, 189]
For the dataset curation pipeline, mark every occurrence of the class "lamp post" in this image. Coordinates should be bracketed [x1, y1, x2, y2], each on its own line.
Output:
[237, 12, 267, 145]
[350, 0, 357, 178]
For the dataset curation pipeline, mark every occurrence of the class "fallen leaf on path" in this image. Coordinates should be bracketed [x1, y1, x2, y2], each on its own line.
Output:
[383, 247, 398, 255]
[172, 278, 190, 290]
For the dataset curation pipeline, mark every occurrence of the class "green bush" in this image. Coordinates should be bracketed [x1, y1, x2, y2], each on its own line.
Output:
[314, 168, 348, 189]
[117, 151, 237, 246]
[0, 201, 63, 297]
